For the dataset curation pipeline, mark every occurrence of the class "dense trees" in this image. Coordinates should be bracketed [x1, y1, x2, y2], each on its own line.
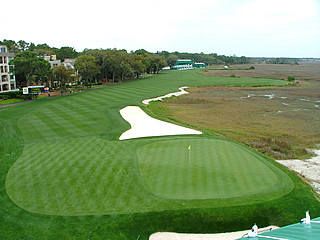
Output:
[53, 66, 74, 93]
[55, 47, 79, 62]
[2, 38, 253, 88]
[266, 58, 299, 65]
[157, 51, 251, 66]
[74, 55, 100, 84]
[0, 40, 78, 61]
[83, 48, 167, 83]
[10, 51, 51, 88]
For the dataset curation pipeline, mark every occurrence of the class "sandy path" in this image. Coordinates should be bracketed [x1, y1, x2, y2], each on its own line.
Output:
[142, 86, 189, 105]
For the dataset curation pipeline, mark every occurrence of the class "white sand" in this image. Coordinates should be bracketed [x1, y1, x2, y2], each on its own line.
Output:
[277, 149, 320, 194]
[119, 106, 202, 140]
[142, 86, 189, 105]
[149, 226, 278, 240]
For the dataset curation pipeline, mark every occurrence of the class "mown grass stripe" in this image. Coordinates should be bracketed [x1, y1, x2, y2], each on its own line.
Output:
[5, 71, 293, 219]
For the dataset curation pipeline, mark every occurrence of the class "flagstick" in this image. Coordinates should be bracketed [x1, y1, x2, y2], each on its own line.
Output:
[188, 146, 191, 166]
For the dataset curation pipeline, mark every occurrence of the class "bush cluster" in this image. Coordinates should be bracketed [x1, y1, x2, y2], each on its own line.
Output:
[287, 76, 295, 81]
[0, 90, 28, 100]
[84, 82, 103, 86]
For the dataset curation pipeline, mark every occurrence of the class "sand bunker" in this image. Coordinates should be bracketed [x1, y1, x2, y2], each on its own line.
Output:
[119, 106, 202, 140]
[277, 149, 320, 194]
[149, 226, 278, 240]
[142, 86, 189, 105]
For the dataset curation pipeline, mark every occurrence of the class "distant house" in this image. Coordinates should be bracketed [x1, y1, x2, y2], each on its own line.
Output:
[43, 54, 61, 69]
[0, 45, 16, 92]
[43, 55, 76, 70]
[171, 59, 206, 70]
[62, 58, 76, 70]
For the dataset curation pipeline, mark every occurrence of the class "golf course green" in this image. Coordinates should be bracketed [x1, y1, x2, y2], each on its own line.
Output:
[137, 137, 289, 199]
[1, 70, 319, 239]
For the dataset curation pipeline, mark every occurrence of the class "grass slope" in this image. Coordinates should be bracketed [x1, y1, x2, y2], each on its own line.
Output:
[1, 70, 319, 239]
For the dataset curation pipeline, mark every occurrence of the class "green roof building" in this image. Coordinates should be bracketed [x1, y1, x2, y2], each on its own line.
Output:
[171, 59, 206, 70]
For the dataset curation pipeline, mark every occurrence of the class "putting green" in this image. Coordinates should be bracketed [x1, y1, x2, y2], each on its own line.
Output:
[137, 138, 282, 199]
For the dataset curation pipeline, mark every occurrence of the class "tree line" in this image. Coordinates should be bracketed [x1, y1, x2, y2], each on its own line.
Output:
[156, 51, 250, 66]
[1, 39, 251, 90]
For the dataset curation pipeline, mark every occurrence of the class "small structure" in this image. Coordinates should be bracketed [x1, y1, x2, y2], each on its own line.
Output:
[0, 45, 16, 92]
[43, 54, 61, 69]
[300, 210, 311, 224]
[247, 224, 258, 238]
[43, 55, 76, 70]
[62, 58, 76, 70]
[171, 59, 206, 70]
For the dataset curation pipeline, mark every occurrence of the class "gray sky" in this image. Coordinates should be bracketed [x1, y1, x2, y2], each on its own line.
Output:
[1, 0, 320, 57]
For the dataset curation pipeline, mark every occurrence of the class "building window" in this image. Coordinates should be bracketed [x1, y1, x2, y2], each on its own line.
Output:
[0, 57, 3, 64]
[0, 47, 6, 53]
[2, 75, 8, 82]
[2, 84, 9, 91]
[0, 66, 3, 73]
[4, 66, 8, 73]
[3, 57, 7, 64]
[10, 75, 14, 80]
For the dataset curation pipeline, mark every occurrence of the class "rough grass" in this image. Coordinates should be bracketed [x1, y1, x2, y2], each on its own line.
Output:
[1, 70, 319, 239]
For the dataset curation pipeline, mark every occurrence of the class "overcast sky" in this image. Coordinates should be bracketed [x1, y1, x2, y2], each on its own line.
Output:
[1, 0, 320, 57]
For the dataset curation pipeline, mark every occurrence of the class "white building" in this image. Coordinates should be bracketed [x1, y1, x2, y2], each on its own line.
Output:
[0, 45, 16, 92]
[43, 55, 76, 70]
[62, 58, 76, 70]
[43, 54, 61, 69]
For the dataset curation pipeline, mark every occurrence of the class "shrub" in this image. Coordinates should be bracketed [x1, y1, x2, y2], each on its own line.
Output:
[230, 74, 236, 78]
[0, 90, 24, 99]
[287, 76, 295, 81]
[249, 66, 255, 69]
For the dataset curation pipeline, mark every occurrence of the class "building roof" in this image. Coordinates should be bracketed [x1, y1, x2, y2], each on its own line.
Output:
[239, 216, 320, 240]
[177, 59, 192, 62]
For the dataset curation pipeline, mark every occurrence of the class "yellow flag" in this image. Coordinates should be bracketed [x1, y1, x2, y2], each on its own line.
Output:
[188, 145, 191, 150]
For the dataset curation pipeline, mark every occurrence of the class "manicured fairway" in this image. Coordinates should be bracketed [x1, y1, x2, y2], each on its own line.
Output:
[1, 70, 319, 239]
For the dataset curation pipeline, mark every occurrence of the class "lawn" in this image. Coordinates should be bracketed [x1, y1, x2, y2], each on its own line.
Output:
[1, 69, 319, 239]
[0, 98, 24, 105]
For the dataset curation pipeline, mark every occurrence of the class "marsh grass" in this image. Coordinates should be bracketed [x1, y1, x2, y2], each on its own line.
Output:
[151, 83, 320, 160]
[203, 63, 320, 81]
